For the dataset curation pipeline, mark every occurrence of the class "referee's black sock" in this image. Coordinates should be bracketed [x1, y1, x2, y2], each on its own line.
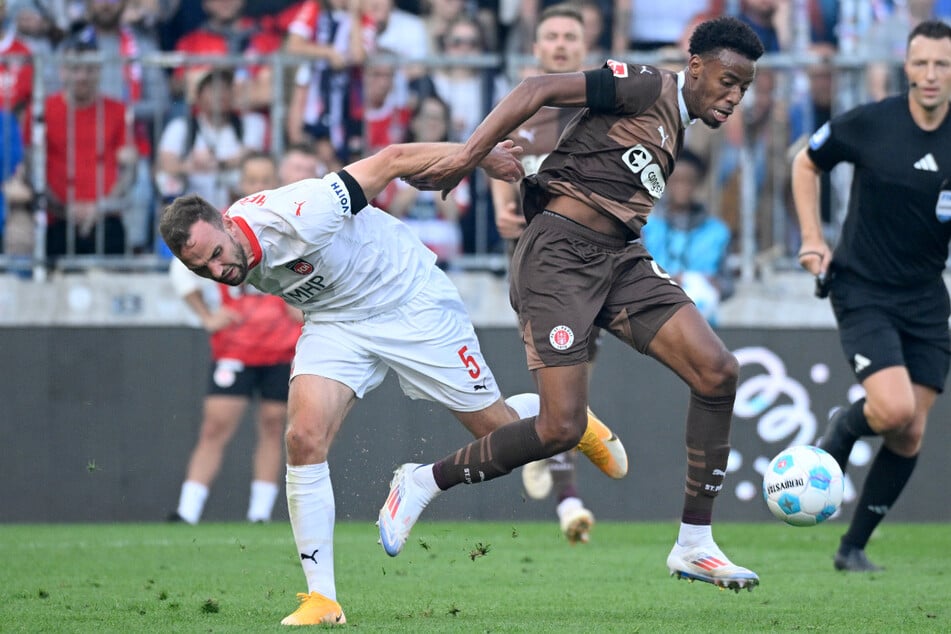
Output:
[822, 398, 874, 471]
[841, 446, 917, 551]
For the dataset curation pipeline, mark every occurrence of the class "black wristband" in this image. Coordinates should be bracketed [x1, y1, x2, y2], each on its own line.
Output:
[337, 169, 368, 214]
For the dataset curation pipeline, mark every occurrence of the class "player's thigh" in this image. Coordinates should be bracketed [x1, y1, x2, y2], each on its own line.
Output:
[293, 321, 390, 398]
[509, 214, 615, 370]
[646, 302, 735, 392]
[861, 365, 916, 426]
[452, 397, 515, 438]
[376, 271, 503, 413]
[286, 374, 357, 452]
[598, 255, 693, 354]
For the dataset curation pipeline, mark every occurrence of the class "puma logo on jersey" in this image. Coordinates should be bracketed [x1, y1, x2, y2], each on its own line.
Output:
[639, 65, 652, 74]
[657, 125, 670, 148]
[853, 353, 871, 373]
[913, 153, 939, 171]
[293, 200, 305, 216]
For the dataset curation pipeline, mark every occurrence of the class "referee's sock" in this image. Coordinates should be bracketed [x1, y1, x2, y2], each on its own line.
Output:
[841, 446, 917, 551]
[822, 398, 874, 471]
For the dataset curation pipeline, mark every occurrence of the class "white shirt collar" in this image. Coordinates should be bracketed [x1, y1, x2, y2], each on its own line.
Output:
[677, 70, 695, 127]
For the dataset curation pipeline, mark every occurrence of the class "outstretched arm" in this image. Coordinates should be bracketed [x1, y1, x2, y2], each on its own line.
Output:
[343, 141, 524, 203]
[404, 73, 587, 195]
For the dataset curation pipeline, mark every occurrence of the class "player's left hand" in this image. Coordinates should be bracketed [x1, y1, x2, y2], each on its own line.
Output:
[479, 140, 525, 185]
[405, 141, 523, 199]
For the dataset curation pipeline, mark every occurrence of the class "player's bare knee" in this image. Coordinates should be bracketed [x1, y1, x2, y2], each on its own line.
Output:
[285, 424, 329, 463]
[693, 349, 739, 395]
[536, 413, 585, 451]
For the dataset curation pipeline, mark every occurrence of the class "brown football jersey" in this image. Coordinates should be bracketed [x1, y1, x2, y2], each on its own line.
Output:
[507, 106, 581, 177]
[523, 62, 690, 237]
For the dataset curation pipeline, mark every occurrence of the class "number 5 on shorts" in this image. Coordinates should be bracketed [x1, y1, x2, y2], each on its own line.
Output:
[457, 345, 481, 379]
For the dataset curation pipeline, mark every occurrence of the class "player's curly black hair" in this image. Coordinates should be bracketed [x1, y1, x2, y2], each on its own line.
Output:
[688, 16, 765, 61]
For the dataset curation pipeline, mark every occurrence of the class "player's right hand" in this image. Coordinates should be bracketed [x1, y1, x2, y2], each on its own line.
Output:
[796, 241, 831, 277]
[495, 201, 527, 240]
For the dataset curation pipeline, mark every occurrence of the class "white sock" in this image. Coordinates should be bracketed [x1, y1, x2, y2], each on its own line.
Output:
[556, 496, 584, 522]
[504, 393, 540, 419]
[176, 481, 208, 525]
[247, 480, 280, 522]
[411, 464, 443, 497]
[677, 522, 713, 546]
[286, 463, 336, 599]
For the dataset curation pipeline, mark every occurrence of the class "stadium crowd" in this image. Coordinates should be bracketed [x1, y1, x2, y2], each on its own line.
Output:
[0, 0, 950, 282]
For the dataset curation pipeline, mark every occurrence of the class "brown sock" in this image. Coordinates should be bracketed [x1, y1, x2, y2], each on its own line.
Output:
[432, 417, 548, 489]
[549, 451, 579, 503]
[681, 392, 734, 525]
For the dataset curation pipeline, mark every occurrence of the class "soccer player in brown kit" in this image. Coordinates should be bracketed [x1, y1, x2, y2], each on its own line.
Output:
[792, 20, 951, 573]
[379, 16, 765, 591]
[491, 3, 604, 545]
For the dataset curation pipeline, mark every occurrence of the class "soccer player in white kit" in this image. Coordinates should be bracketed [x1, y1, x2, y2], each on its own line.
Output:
[159, 140, 628, 626]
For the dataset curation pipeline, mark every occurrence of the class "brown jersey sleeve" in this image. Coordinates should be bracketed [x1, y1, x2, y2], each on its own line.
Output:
[525, 66, 685, 236]
[584, 61, 663, 116]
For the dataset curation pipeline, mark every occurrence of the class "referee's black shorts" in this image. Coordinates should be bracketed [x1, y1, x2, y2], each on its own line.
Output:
[829, 269, 950, 392]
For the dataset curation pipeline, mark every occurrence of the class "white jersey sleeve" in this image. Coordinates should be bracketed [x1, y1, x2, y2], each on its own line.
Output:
[227, 172, 438, 321]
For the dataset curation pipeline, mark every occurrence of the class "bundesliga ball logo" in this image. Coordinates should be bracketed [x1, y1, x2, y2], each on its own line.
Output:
[763, 445, 844, 527]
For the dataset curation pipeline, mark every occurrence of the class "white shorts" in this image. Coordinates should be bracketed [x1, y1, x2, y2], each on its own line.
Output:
[292, 269, 502, 412]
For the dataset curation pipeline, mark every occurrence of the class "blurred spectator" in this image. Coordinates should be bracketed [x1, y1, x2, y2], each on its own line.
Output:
[431, 15, 507, 141]
[168, 150, 303, 525]
[612, 0, 712, 54]
[155, 68, 267, 210]
[8, 0, 67, 93]
[70, 0, 170, 253]
[0, 108, 28, 258]
[865, 0, 937, 100]
[278, 140, 325, 183]
[156, 0, 206, 51]
[787, 41, 837, 247]
[421, 0, 470, 54]
[29, 33, 137, 258]
[642, 150, 733, 326]
[363, 55, 410, 156]
[738, 0, 782, 52]
[173, 0, 284, 111]
[808, 0, 840, 46]
[579, 0, 608, 65]
[284, 0, 366, 167]
[364, 0, 429, 61]
[511, 0, 611, 60]
[385, 93, 468, 266]
[0, 0, 35, 117]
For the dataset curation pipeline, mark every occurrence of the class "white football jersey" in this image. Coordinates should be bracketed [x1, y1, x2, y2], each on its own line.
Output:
[226, 173, 437, 322]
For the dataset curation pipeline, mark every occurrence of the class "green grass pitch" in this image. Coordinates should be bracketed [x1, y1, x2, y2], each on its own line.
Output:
[0, 521, 946, 632]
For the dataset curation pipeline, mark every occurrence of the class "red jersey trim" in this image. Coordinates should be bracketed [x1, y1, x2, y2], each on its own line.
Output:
[232, 216, 263, 269]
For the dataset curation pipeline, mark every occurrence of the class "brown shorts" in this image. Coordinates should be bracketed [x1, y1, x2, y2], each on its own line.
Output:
[510, 211, 690, 369]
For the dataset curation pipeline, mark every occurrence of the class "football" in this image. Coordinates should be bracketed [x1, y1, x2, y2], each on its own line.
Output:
[763, 445, 844, 527]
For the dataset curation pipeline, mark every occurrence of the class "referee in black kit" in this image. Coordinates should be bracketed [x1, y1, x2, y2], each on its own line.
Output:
[791, 20, 951, 572]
